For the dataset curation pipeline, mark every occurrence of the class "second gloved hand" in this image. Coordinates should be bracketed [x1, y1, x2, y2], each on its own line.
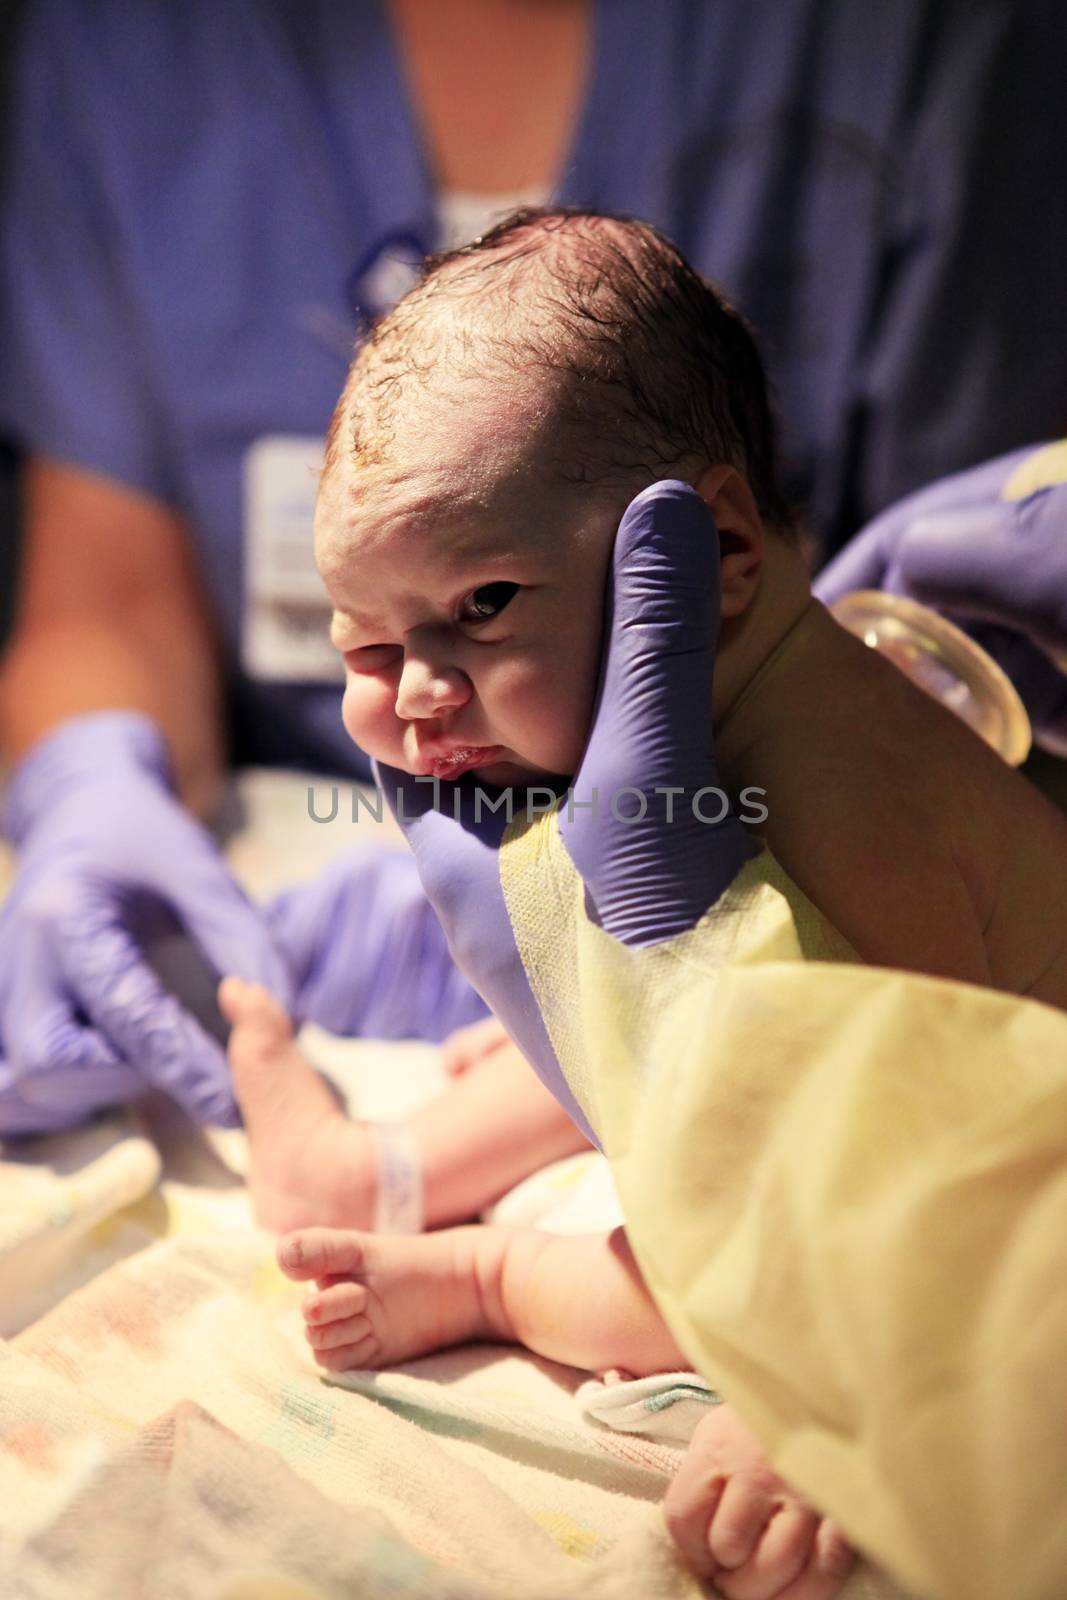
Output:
[265, 844, 489, 1043]
[814, 442, 1067, 754]
[0, 712, 293, 1134]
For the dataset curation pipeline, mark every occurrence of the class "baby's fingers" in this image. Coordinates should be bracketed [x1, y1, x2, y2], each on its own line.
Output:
[714, 1503, 820, 1599]
[773, 1520, 855, 1600]
[707, 1470, 784, 1573]
[663, 1468, 727, 1579]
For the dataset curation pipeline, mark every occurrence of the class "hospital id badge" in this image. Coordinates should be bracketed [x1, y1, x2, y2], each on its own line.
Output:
[242, 435, 343, 684]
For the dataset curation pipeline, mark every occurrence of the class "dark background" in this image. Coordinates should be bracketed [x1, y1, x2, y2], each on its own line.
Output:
[0, 1, 25, 652]
[0, 0, 1063, 812]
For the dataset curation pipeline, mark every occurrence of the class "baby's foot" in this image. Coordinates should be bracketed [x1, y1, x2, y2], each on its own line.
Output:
[220, 977, 377, 1234]
[664, 1403, 854, 1599]
[278, 1225, 501, 1372]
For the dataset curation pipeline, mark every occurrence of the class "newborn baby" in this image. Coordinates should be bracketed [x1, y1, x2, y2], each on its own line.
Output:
[225, 209, 1067, 1596]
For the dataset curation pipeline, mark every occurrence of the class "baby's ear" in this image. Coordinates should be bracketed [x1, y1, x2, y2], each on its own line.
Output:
[693, 465, 764, 620]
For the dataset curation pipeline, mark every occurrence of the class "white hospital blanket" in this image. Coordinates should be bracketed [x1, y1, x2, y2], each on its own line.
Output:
[0, 772, 912, 1600]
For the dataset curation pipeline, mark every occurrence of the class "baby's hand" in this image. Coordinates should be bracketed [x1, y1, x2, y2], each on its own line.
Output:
[664, 1404, 854, 1598]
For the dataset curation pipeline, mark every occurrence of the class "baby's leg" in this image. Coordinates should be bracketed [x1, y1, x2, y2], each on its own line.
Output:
[278, 1225, 500, 1369]
[221, 977, 377, 1233]
[280, 1222, 688, 1376]
[221, 978, 589, 1235]
[282, 1222, 855, 1598]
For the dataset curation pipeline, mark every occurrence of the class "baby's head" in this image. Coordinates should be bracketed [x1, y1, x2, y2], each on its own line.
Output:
[316, 209, 799, 786]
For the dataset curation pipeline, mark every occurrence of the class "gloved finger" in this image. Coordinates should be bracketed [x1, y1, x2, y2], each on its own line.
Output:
[897, 498, 1067, 671]
[0, 896, 138, 1124]
[563, 481, 751, 944]
[812, 443, 1038, 606]
[263, 877, 322, 995]
[587, 480, 723, 794]
[375, 760, 517, 956]
[57, 900, 240, 1127]
[812, 492, 969, 604]
[266, 844, 487, 1042]
[0, 1028, 143, 1137]
[264, 852, 382, 1030]
[811, 517, 894, 603]
[162, 862, 294, 1012]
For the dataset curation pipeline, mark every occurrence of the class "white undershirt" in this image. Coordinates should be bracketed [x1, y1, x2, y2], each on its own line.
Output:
[436, 187, 551, 251]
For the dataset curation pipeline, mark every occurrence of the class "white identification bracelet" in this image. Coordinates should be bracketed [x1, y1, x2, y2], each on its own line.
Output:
[370, 1121, 425, 1234]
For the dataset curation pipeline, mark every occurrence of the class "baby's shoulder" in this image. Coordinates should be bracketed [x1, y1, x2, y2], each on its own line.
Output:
[752, 615, 1067, 1003]
[959, 759, 1067, 1009]
[777, 695, 1067, 1003]
[765, 758, 994, 987]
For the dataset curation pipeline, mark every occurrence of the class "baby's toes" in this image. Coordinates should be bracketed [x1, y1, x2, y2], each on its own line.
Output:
[279, 1227, 368, 1281]
[217, 975, 252, 1023]
[305, 1313, 371, 1352]
[314, 1338, 379, 1373]
[220, 976, 293, 1057]
[304, 1281, 368, 1327]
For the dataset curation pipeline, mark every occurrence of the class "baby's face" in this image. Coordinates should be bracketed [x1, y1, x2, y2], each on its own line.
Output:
[316, 391, 623, 787]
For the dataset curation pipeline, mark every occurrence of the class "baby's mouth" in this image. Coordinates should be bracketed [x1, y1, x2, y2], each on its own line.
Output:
[413, 745, 506, 781]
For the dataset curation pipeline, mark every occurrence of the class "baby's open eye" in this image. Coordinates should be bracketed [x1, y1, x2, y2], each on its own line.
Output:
[458, 582, 520, 624]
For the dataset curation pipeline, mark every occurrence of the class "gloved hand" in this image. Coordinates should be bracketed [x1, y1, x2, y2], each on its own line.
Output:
[375, 480, 753, 1135]
[813, 442, 1067, 754]
[0, 711, 292, 1134]
[265, 843, 488, 1043]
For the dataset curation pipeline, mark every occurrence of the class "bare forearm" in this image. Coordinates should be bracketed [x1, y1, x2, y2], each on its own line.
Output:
[412, 1043, 590, 1226]
[0, 620, 223, 815]
[0, 458, 224, 816]
[473, 1224, 688, 1376]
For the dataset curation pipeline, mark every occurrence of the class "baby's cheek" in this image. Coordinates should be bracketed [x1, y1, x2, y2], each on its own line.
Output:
[341, 675, 395, 754]
[505, 652, 592, 774]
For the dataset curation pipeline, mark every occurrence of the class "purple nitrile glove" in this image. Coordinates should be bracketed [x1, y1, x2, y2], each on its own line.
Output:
[265, 843, 489, 1042]
[0, 712, 293, 1134]
[814, 444, 1067, 755]
[376, 482, 753, 1139]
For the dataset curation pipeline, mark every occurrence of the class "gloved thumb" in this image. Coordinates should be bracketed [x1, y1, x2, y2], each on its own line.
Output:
[561, 481, 751, 946]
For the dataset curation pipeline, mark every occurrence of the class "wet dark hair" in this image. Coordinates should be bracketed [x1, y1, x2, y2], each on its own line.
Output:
[328, 207, 795, 534]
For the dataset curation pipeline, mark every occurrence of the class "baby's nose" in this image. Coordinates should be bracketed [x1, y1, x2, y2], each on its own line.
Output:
[394, 656, 472, 720]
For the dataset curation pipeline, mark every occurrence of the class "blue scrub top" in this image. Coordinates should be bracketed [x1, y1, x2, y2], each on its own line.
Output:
[2, 0, 1064, 775]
